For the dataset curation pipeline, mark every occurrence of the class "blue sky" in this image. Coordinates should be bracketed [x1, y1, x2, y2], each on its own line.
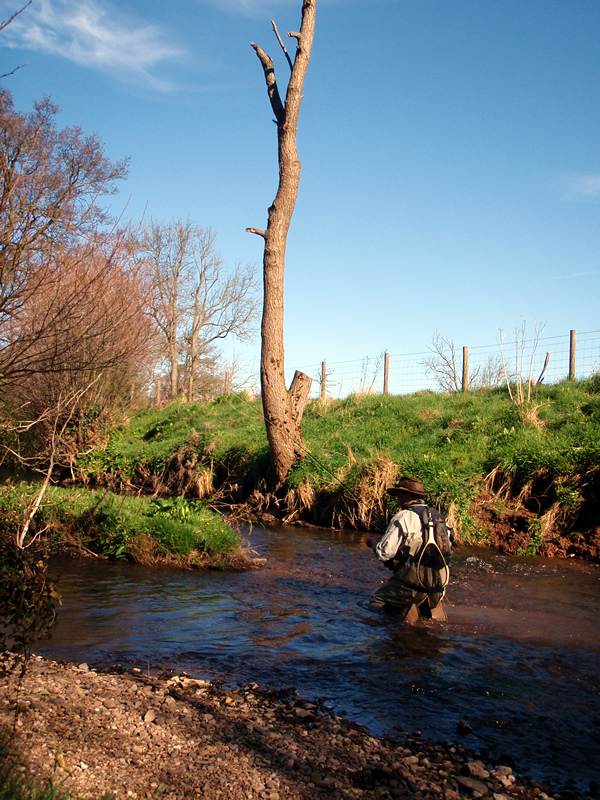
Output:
[1, 0, 599, 387]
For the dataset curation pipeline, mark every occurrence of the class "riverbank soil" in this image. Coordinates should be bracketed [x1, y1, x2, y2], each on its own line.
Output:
[0, 655, 576, 800]
[468, 476, 600, 560]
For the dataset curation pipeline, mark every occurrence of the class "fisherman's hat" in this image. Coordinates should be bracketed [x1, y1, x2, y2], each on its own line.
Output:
[387, 476, 428, 497]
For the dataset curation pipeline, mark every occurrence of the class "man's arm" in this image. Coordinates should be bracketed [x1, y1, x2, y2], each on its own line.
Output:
[376, 516, 404, 561]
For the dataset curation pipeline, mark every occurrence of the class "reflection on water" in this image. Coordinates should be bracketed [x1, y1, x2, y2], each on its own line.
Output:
[38, 527, 600, 793]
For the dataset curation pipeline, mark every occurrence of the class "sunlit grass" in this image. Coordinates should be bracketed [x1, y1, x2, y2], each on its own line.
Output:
[0, 486, 239, 565]
[84, 380, 600, 514]
[6, 378, 600, 554]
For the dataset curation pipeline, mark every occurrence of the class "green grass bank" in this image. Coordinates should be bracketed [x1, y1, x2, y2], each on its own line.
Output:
[73, 377, 600, 561]
[0, 485, 242, 569]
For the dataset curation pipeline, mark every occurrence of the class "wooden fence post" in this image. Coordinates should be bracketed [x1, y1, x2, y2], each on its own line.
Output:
[156, 379, 161, 407]
[462, 346, 469, 392]
[569, 330, 576, 379]
[320, 362, 326, 401]
[383, 352, 389, 394]
[224, 371, 231, 395]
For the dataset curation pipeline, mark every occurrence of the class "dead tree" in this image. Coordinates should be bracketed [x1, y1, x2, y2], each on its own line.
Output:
[246, 0, 316, 486]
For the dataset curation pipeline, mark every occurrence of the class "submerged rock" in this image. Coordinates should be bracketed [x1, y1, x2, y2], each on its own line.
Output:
[465, 556, 495, 573]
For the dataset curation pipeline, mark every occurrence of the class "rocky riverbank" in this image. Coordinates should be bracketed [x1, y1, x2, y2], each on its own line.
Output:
[0, 654, 583, 800]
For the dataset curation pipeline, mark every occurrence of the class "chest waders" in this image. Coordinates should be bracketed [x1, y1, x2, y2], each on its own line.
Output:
[372, 504, 451, 621]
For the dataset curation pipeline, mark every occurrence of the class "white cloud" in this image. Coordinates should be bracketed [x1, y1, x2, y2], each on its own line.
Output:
[1, 0, 186, 90]
[204, 0, 297, 16]
[202, 0, 344, 18]
[549, 270, 596, 280]
[560, 174, 600, 203]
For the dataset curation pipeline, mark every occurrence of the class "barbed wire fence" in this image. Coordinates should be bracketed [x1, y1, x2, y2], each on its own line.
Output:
[291, 329, 600, 400]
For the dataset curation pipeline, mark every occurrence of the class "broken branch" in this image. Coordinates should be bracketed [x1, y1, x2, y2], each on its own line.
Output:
[250, 42, 285, 124]
[271, 19, 293, 71]
[245, 227, 267, 239]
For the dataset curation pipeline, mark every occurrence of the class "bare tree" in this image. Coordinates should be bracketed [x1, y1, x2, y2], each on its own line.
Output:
[2, 233, 149, 388]
[222, 352, 260, 396]
[0, 90, 128, 323]
[0, 87, 157, 435]
[184, 227, 256, 402]
[139, 220, 191, 400]
[246, 0, 316, 486]
[0, 1, 31, 78]
[0, 89, 130, 401]
[14, 239, 153, 435]
[424, 333, 504, 392]
[182, 345, 221, 400]
[423, 334, 462, 392]
[139, 220, 257, 401]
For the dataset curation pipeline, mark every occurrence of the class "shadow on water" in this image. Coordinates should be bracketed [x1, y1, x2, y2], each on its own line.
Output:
[38, 526, 600, 793]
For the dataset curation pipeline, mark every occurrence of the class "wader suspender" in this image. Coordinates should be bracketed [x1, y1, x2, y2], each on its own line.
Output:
[415, 506, 450, 591]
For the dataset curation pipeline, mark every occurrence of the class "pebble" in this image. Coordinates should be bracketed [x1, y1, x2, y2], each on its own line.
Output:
[0, 653, 584, 800]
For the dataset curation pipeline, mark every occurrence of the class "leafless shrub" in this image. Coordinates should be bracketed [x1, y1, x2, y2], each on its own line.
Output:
[424, 333, 503, 392]
[423, 334, 462, 392]
[500, 319, 550, 405]
[356, 353, 384, 395]
[1, 379, 102, 550]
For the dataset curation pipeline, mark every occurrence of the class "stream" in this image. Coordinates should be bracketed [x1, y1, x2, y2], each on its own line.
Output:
[37, 526, 600, 794]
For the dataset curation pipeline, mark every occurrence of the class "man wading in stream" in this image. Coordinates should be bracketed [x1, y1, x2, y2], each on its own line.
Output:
[366, 476, 452, 622]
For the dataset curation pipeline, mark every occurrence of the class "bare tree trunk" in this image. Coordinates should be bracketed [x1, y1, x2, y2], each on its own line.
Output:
[170, 338, 179, 401]
[247, 0, 316, 486]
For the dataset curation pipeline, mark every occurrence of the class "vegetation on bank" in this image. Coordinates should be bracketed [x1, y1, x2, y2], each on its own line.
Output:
[0, 486, 240, 568]
[2, 377, 599, 564]
[69, 377, 600, 561]
[0, 486, 243, 677]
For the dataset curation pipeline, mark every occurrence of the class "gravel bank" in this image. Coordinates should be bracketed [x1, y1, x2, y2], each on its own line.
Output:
[0, 654, 577, 800]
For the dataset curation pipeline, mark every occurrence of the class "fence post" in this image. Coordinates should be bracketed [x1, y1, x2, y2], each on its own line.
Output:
[224, 371, 230, 395]
[462, 346, 469, 391]
[156, 379, 161, 407]
[569, 330, 576, 379]
[383, 352, 389, 394]
[320, 361, 326, 401]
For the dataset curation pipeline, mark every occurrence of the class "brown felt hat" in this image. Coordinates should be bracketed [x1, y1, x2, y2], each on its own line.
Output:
[387, 476, 428, 497]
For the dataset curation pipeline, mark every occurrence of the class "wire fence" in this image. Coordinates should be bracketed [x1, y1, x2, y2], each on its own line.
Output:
[291, 329, 600, 400]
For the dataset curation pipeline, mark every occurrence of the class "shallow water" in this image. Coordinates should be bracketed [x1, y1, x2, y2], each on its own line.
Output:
[38, 527, 600, 793]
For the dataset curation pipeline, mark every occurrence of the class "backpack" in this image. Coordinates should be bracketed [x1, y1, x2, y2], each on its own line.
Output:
[410, 505, 452, 591]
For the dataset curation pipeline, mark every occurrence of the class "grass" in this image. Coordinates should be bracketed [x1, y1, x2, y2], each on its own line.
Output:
[77, 378, 600, 552]
[0, 734, 117, 800]
[0, 485, 240, 567]
[81, 392, 269, 482]
[0, 736, 68, 800]
[5, 377, 600, 558]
